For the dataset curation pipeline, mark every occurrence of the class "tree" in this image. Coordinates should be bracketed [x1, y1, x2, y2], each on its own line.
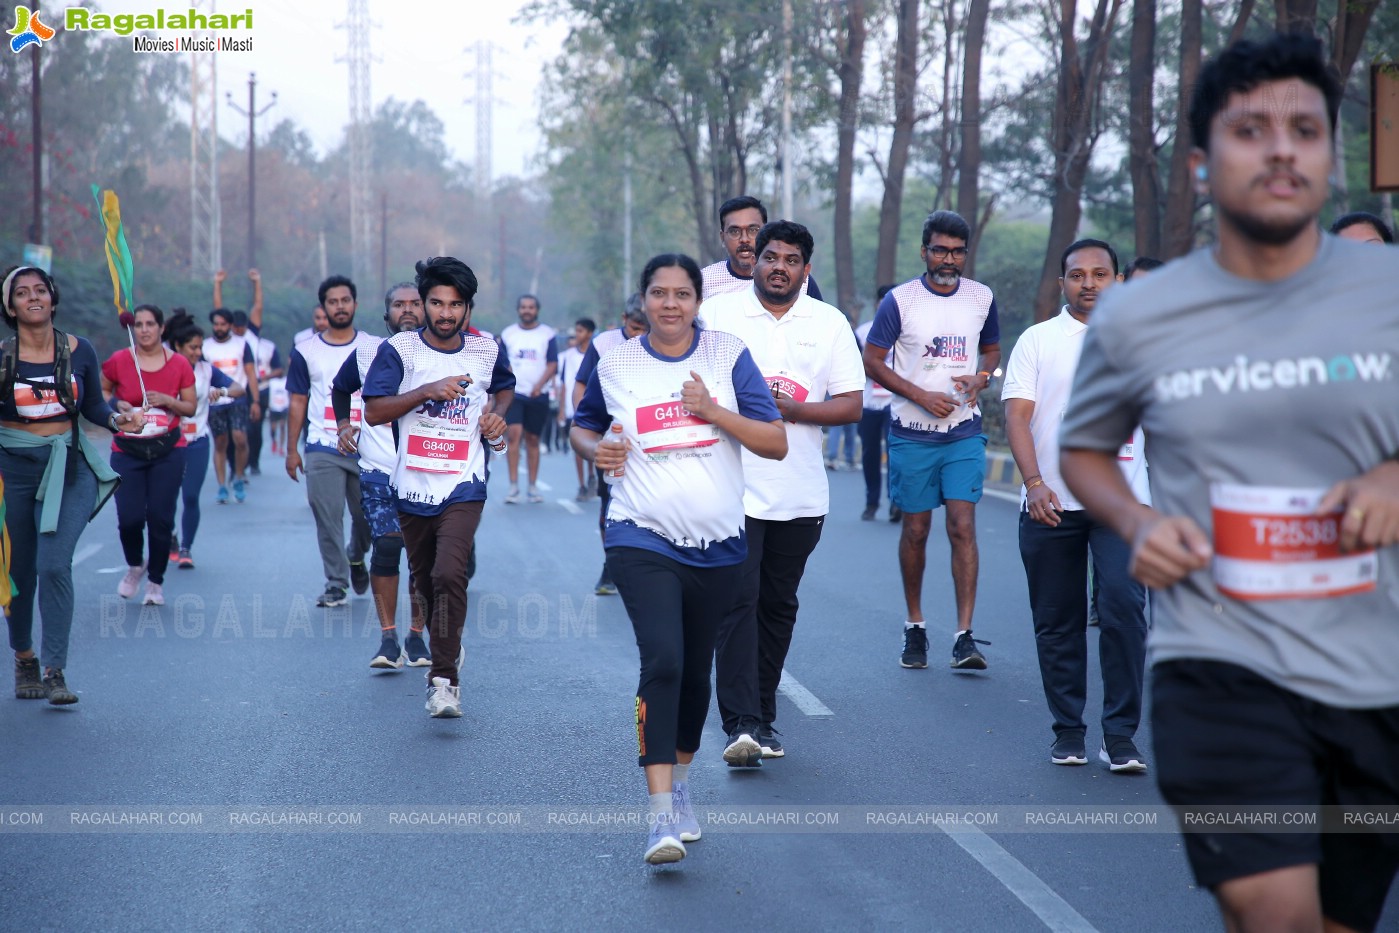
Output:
[1126, 0, 1161, 259]
[873, 0, 924, 289]
[829, 0, 867, 319]
[1032, 0, 1124, 322]
[956, 0, 993, 277]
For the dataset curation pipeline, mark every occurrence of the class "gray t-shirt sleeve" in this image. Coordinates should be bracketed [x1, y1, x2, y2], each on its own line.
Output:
[1060, 306, 1140, 453]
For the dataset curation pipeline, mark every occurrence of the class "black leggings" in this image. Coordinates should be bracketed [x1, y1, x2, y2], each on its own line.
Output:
[607, 546, 742, 767]
[112, 447, 187, 584]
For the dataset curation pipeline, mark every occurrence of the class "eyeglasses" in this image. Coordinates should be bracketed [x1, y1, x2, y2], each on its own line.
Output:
[723, 225, 763, 240]
[924, 245, 968, 260]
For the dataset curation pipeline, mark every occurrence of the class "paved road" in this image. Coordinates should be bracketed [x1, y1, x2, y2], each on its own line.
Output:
[2, 444, 1394, 932]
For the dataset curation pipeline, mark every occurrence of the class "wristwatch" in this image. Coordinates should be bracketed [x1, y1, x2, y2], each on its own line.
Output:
[108, 411, 122, 431]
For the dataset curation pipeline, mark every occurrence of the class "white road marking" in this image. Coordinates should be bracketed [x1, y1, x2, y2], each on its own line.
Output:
[939, 825, 1101, 933]
[556, 498, 582, 515]
[777, 668, 834, 718]
[72, 543, 102, 567]
[535, 480, 553, 492]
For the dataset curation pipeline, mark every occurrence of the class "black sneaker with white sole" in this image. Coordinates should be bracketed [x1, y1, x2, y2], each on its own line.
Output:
[1051, 730, 1088, 765]
[1100, 735, 1148, 773]
[316, 585, 348, 608]
[950, 630, 990, 670]
[758, 724, 784, 758]
[723, 732, 762, 768]
[900, 626, 929, 669]
[370, 636, 404, 670]
[349, 560, 370, 596]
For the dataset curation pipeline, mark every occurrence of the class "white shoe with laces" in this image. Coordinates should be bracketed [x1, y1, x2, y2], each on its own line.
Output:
[425, 676, 462, 718]
[671, 783, 701, 843]
[118, 566, 144, 599]
[643, 815, 686, 864]
[142, 582, 165, 606]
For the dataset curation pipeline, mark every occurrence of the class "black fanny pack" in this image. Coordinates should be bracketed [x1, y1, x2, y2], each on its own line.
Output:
[113, 428, 180, 461]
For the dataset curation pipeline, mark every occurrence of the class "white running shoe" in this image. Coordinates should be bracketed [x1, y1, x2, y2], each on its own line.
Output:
[425, 676, 462, 718]
[643, 816, 686, 864]
[118, 566, 144, 599]
[142, 582, 164, 606]
[504, 488, 521, 505]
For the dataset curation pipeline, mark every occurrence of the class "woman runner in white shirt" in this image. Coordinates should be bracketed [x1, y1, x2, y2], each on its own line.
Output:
[571, 254, 787, 865]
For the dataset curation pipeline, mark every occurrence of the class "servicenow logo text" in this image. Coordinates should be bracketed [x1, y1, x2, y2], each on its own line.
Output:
[1155, 353, 1392, 402]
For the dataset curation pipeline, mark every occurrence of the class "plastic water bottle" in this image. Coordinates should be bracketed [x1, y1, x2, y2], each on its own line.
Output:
[603, 422, 626, 484]
[951, 383, 970, 407]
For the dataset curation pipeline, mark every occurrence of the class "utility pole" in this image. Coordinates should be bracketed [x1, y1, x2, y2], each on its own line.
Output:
[781, 0, 794, 220]
[226, 72, 276, 269]
[29, 44, 43, 245]
[190, 0, 221, 276]
[465, 42, 499, 196]
[379, 193, 388, 298]
[339, 0, 375, 284]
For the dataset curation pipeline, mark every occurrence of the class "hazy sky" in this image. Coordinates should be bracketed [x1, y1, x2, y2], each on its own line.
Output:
[90, 0, 567, 178]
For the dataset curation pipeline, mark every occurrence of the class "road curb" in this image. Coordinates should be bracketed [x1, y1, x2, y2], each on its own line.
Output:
[985, 447, 1022, 493]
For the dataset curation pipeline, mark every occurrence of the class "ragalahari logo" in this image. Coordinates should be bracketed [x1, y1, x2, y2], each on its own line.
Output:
[9, 5, 54, 52]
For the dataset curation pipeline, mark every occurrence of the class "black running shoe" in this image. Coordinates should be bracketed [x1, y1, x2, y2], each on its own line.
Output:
[951, 631, 990, 670]
[595, 566, 617, 596]
[14, 656, 43, 700]
[42, 669, 78, 705]
[758, 724, 784, 758]
[404, 632, 432, 667]
[316, 585, 348, 608]
[370, 636, 404, 670]
[1051, 730, 1088, 765]
[1100, 735, 1148, 773]
[900, 626, 929, 669]
[349, 561, 370, 596]
[723, 732, 762, 768]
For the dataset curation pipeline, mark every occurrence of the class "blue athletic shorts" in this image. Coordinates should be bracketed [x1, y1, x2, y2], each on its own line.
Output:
[360, 473, 401, 539]
[887, 433, 986, 512]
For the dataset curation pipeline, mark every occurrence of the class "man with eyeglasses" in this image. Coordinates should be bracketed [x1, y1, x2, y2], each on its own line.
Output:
[700, 196, 823, 302]
[862, 210, 1001, 673]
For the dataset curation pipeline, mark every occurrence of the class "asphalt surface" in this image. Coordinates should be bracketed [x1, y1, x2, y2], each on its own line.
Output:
[2, 441, 1395, 932]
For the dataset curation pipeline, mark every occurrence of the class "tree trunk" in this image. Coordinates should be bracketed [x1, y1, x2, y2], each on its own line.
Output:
[1127, 0, 1161, 259]
[1331, 0, 1380, 86]
[874, 0, 920, 289]
[833, 0, 867, 321]
[1161, 0, 1202, 258]
[1274, 0, 1318, 35]
[1032, 0, 1123, 322]
[957, 0, 991, 279]
[937, 1, 959, 212]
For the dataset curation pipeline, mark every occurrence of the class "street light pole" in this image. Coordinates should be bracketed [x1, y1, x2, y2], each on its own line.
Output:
[30, 44, 43, 245]
[781, 0, 794, 220]
[227, 73, 277, 269]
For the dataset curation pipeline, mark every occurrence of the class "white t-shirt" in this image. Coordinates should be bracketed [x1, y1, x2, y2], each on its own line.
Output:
[255, 335, 279, 389]
[865, 275, 1001, 443]
[181, 360, 235, 443]
[854, 319, 893, 411]
[573, 328, 782, 567]
[362, 331, 516, 516]
[332, 336, 396, 477]
[1001, 307, 1149, 510]
[700, 288, 866, 520]
[204, 334, 253, 405]
[558, 345, 586, 419]
[700, 260, 813, 302]
[286, 330, 381, 456]
[268, 376, 290, 414]
[500, 323, 558, 396]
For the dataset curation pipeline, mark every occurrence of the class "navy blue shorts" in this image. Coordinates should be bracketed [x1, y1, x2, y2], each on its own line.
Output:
[359, 473, 401, 539]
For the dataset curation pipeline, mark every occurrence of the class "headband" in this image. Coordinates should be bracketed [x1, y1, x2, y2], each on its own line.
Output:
[2, 266, 44, 311]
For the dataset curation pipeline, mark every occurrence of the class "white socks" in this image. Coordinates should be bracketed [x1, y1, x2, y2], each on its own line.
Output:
[904, 620, 925, 630]
[649, 792, 671, 821]
[672, 762, 691, 784]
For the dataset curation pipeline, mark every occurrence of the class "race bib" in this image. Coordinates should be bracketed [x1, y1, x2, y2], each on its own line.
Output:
[324, 392, 363, 434]
[1210, 483, 1378, 601]
[405, 418, 471, 473]
[635, 397, 719, 453]
[871, 381, 893, 400]
[119, 407, 178, 437]
[181, 418, 198, 439]
[213, 358, 240, 375]
[765, 370, 811, 403]
[1117, 442, 1135, 461]
[12, 377, 76, 420]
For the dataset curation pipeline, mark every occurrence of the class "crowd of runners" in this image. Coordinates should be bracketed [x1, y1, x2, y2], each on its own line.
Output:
[2, 32, 1397, 932]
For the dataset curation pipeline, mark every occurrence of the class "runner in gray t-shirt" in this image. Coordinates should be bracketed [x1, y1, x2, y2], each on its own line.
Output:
[1060, 33, 1399, 933]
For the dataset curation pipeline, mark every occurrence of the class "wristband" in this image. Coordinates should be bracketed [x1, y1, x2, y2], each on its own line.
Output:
[1025, 479, 1045, 492]
[977, 370, 993, 380]
[108, 411, 121, 432]
[1024, 473, 1042, 483]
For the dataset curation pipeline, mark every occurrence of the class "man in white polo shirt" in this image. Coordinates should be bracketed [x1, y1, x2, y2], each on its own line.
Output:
[700, 196, 823, 303]
[499, 294, 557, 503]
[1002, 238, 1149, 774]
[702, 220, 865, 764]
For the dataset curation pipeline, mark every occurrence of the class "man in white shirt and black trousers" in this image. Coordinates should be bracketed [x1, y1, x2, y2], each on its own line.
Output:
[702, 220, 865, 765]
